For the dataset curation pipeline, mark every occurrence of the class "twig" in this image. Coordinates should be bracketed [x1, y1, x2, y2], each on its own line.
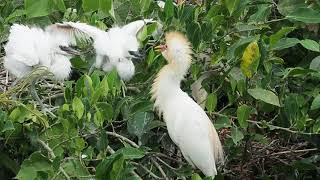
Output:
[148, 152, 186, 165]
[106, 131, 139, 148]
[131, 162, 162, 179]
[37, 139, 70, 180]
[151, 157, 169, 180]
[269, 148, 318, 156]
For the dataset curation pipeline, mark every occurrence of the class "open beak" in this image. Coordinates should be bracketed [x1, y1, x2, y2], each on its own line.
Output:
[154, 44, 167, 52]
[59, 45, 81, 56]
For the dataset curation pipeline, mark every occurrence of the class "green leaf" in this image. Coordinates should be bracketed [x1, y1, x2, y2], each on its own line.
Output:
[137, 25, 148, 42]
[205, 93, 217, 113]
[311, 95, 320, 110]
[287, 7, 320, 23]
[96, 153, 125, 180]
[97, 131, 108, 151]
[0, 152, 19, 174]
[223, 0, 240, 15]
[313, 119, 320, 133]
[214, 116, 231, 129]
[269, 27, 296, 46]
[99, 0, 114, 19]
[164, 0, 174, 19]
[227, 36, 256, 60]
[237, 104, 253, 129]
[25, 0, 54, 18]
[17, 152, 53, 180]
[2, 120, 15, 133]
[9, 106, 30, 123]
[91, 75, 109, 104]
[147, 49, 155, 66]
[63, 159, 91, 177]
[53, 0, 66, 12]
[115, 147, 145, 159]
[96, 102, 113, 122]
[248, 4, 271, 23]
[248, 88, 280, 107]
[231, 127, 244, 145]
[140, 0, 152, 13]
[127, 112, 154, 140]
[72, 97, 84, 119]
[271, 38, 300, 50]
[192, 173, 203, 180]
[82, 0, 99, 12]
[300, 39, 320, 52]
[310, 56, 320, 71]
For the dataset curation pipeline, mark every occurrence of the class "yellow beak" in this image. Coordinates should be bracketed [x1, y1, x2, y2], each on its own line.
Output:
[154, 44, 167, 52]
[154, 45, 163, 52]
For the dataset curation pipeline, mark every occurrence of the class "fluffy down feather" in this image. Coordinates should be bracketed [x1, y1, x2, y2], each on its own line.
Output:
[4, 24, 76, 80]
[52, 19, 155, 80]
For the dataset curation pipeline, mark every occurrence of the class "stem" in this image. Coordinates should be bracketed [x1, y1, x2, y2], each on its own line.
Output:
[37, 139, 70, 180]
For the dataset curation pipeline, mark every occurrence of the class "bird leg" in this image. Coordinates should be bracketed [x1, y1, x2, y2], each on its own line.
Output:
[30, 78, 56, 118]
[120, 80, 126, 98]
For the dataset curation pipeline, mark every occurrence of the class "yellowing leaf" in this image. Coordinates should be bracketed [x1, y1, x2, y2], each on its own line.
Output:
[240, 41, 261, 78]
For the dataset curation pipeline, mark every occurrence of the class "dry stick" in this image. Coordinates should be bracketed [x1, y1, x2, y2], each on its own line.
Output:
[37, 139, 70, 180]
[151, 157, 169, 180]
[269, 148, 318, 156]
[131, 162, 162, 179]
[106, 131, 168, 179]
[212, 112, 317, 135]
[105, 131, 139, 148]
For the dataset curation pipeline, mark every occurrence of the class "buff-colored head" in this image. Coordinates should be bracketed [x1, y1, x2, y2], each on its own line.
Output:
[155, 32, 192, 66]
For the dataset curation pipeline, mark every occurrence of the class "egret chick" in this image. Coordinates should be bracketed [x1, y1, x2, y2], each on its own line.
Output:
[50, 19, 155, 81]
[4, 24, 79, 114]
[151, 32, 224, 177]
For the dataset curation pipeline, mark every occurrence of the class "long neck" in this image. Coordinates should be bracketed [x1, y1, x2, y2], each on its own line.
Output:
[151, 63, 190, 114]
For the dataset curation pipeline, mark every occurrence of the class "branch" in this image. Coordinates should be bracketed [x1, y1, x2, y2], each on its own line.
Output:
[151, 157, 169, 180]
[269, 148, 318, 156]
[106, 131, 139, 148]
[37, 139, 70, 180]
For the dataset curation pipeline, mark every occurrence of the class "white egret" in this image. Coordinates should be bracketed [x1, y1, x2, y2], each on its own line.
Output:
[4, 24, 79, 115]
[50, 19, 155, 81]
[151, 32, 224, 177]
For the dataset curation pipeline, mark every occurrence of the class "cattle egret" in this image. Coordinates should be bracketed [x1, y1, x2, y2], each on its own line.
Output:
[50, 19, 155, 81]
[4, 24, 79, 115]
[151, 32, 224, 177]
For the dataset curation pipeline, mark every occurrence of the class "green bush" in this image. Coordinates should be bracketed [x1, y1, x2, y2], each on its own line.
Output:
[0, 0, 319, 179]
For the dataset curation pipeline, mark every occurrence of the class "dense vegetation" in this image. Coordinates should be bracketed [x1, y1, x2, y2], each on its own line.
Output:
[1, 0, 320, 179]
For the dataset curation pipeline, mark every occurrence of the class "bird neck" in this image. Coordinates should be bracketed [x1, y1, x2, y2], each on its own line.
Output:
[151, 63, 190, 114]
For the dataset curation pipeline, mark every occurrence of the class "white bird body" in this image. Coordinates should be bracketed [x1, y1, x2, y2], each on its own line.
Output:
[53, 19, 154, 80]
[152, 32, 224, 177]
[4, 24, 76, 80]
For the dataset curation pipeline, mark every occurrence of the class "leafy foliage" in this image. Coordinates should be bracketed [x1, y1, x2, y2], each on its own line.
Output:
[0, 0, 320, 179]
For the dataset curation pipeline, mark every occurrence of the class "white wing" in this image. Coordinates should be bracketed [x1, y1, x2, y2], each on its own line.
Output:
[46, 21, 105, 42]
[121, 19, 154, 36]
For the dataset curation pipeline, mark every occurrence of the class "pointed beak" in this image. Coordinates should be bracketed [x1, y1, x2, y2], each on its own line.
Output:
[154, 44, 167, 52]
[59, 45, 81, 56]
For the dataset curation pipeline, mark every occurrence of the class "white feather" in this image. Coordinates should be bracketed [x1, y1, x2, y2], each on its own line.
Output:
[4, 24, 75, 80]
[151, 32, 224, 177]
[57, 19, 155, 80]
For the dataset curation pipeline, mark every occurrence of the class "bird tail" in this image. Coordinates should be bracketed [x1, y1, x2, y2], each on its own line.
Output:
[210, 124, 225, 165]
